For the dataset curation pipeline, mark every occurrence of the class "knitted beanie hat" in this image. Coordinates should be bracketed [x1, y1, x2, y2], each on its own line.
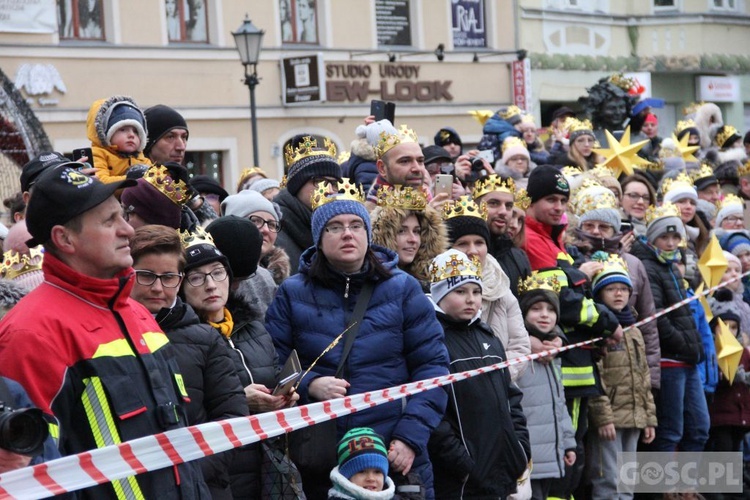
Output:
[723, 250, 741, 269]
[445, 215, 490, 248]
[183, 242, 231, 278]
[120, 178, 182, 229]
[337, 428, 389, 480]
[573, 182, 621, 233]
[143, 105, 188, 156]
[248, 178, 280, 196]
[591, 257, 633, 297]
[285, 135, 342, 196]
[189, 175, 229, 202]
[527, 165, 570, 204]
[429, 250, 483, 306]
[434, 127, 462, 147]
[646, 215, 685, 246]
[721, 230, 750, 258]
[715, 196, 744, 228]
[311, 198, 371, 246]
[205, 216, 262, 280]
[221, 189, 278, 221]
[519, 289, 560, 319]
[501, 140, 530, 166]
[696, 199, 718, 221]
[105, 101, 147, 151]
[355, 119, 398, 147]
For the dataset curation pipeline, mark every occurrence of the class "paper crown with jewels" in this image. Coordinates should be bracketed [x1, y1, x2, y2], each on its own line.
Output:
[515, 188, 531, 211]
[284, 136, 337, 168]
[589, 165, 617, 180]
[374, 124, 419, 159]
[593, 253, 630, 276]
[0, 247, 43, 281]
[645, 201, 682, 225]
[518, 272, 562, 295]
[498, 105, 523, 121]
[429, 252, 482, 283]
[179, 225, 216, 249]
[690, 163, 716, 182]
[660, 172, 695, 196]
[563, 117, 593, 137]
[472, 174, 516, 199]
[375, 185, 427, 211]
[337, 150, 351, 165]
[738, 159, 750, 178]
[143, 165, 190, 205]
[570, 179, 618, 216]
[718, 193, 744, 212]
[715, 125, 740, 149]
[561, 166, 584, 179]
[310, 177, 366, 210]
[501, 136, 527, 153]
[442, 195, 488, 221]
[674, 119, 698, 137]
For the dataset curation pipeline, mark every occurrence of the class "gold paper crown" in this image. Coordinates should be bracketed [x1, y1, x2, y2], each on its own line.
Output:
[473, 174, 516, 200]
[674, 119, 697, 136]
[284, 136, 337, 167]
[143, 166, 190, 205]
[518, 272, 562, 295]
[718, 193, 744, 211]
[608, 73, 638, 92]
[690, 163, 716, 182]
[715, 125, 740, 149]
[660, 172, 695, 197]
[590, 165, 617, 180]
[337, 150, 351, 165]
[738, 159, 750, 178]
[279, 175, 288, 189]
[635, 161, 663, 172]
[429, 253, 482, 283]
[571, 180, 618, 216]
[239, 166, 267, 180]
[1, 247, 43, 281]
[593, 254, 630, 281]
[179, 225, 216, 249]
[561, 166, 584, 178]
[515, 188, 531, 211]
[501, 137, 527, 153]
[498, 105, 523, 120]
[521, 114, 536, 125]
[310, 177, 366, 210]
[564, 117, 593, 134]
[375, 185, 428, 211]
[375, 124, 419, 158]
[442, 195, 488, 221]
[644, 202, 682, 225]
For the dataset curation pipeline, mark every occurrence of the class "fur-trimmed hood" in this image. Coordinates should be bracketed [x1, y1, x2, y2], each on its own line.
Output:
[704, 146, 747, 170]
[328, 466, 396, 499]
[86, 95, 147, 151]
[688, 102, 722, 149]
[260, 245, 291, 285]
[350, 137, 378, 162]
[370, 205, 448, 282]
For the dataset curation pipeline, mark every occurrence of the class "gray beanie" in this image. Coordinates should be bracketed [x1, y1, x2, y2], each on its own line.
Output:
[355, 119, 398, 147]
[646, 215, 686, 245]
[221, 189, 279, 221]
[578, 208, 621, 233]
[248, 178, 280, 195]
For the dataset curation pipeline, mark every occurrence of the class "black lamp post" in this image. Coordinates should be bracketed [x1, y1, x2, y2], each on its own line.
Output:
[232, 16, 264, 167]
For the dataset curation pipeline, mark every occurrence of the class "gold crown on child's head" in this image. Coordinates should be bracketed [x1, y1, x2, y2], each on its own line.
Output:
[310, 178, 366, 210]
[563, 117, 593, 134]
[429, 252, 482, 283]
[374, 124, 419, 159]
[718, 193, 743, 211]
[498, 105, 523, 120]
[442, 195, 488, 221]
[501, 137, 527, 153]
[375, 185, 427, 211]
[284, 136, 337, 168]
[0, 247, 43, 281]
[179, 226, 215, 249]
[472, 174, 515, 199]
[518, 272, 562, 295]
[593, 253, 630, 277]
[660, 172, 695, 197]
[144, 166, 190, 205]
[644, 202, 682, 225]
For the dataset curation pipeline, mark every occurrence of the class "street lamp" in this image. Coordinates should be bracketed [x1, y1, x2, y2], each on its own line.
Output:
[232, 15, 264, 167]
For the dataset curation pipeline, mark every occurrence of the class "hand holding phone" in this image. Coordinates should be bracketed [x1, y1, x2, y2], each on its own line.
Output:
[435, 174, 453, 198]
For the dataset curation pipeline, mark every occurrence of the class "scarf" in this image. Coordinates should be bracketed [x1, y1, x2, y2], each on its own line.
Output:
[208, 307, 234, 338]
[643, 237, 682, 265]
[612, 306, 636, 327]
[574, 228, 623, 254]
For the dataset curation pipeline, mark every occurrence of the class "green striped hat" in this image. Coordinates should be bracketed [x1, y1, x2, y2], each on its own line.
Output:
[337, 427, 389, 479]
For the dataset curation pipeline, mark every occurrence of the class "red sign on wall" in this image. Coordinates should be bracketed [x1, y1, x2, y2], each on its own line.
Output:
[511, 59, 531, 112]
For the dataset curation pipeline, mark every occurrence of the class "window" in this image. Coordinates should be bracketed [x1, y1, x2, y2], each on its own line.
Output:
[58, 0, 105, 40]
[712, 0, 737, 10]
[376, 0, 412, 47]
[280, 0, 318, 44]
[654, 0, 676, 7]
[185, 151, 222, 180]
[166, 0, 208, 43]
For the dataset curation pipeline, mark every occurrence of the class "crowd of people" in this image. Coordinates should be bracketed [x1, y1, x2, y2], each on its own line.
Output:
[1, 73, 750, 499]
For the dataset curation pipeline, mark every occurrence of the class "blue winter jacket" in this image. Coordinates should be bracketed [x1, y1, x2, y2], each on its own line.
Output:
[265, 245, 449, 457]
[689, 289, 719, 394]
[478, 114, 522, 164]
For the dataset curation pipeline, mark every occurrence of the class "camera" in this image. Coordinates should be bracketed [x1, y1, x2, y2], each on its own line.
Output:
[0, 404, 48, 455]
[467, 157, 489, 182]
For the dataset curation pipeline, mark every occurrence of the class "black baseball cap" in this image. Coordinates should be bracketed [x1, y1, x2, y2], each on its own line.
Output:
[26, 166, 136, 247]
[422, 145, 452, 165]
[20, 152, 69, 193]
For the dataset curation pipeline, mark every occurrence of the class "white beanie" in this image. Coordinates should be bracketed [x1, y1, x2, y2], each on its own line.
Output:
[501, 142, 530, 166]
[429, 250, 482, 306]
[221, 189, 279, 221]
[716, 200, 744, 228]
[663, 184, 697, 204]
[355, 119, 398, 147]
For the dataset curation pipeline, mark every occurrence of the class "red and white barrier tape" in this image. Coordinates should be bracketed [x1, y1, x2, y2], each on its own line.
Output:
[2, 269, 748, 498]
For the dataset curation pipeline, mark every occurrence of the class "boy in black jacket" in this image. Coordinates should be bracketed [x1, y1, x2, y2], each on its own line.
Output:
[427, 249, 531, 499]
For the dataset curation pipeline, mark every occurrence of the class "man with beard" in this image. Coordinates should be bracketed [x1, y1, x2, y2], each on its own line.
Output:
[472, 174, 530, 298]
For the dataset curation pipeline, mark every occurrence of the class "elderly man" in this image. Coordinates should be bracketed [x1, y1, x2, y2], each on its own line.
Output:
[144, 104, 189, 165]
[0, 165, 209, 498]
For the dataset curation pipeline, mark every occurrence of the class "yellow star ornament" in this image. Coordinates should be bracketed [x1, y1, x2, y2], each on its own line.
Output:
[468, 109, 494, 127]
[593, 126, 650, 178]
[714, 318, 744, 384]
[694, 283, 713, 322]
[671, 133, 700, 163]
[698, 235, 728, 290]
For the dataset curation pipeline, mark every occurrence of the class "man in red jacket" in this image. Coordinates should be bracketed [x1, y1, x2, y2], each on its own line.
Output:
[0, 165, 210, 499]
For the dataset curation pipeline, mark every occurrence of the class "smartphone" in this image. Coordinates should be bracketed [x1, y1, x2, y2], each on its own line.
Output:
[384, 101, 396, 124]
[435, 174, 453, 198]
[370, 100, 396, 124]
[72, 147, 93, 169]
[475, 149, 494, 164]
[620, 220, 633, 234]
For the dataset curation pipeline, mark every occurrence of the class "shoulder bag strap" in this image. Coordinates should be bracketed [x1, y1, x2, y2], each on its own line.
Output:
[335, 281, 374, 379]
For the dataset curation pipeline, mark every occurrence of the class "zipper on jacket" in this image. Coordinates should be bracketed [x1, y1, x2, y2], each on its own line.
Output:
[344, 276, 350, 299]
[227, 336, 255, 384]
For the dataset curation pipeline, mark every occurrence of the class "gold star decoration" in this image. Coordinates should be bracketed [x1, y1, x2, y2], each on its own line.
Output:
[671, 133, 700, 163]
[698, 235, 728, 290]
[468, 109, 494, 127]
[715, 318, 744, 384]
[593, 126, 650, 178]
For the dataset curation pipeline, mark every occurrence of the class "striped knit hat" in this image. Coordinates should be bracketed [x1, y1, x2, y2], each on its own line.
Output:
[337, 427, 389, 480]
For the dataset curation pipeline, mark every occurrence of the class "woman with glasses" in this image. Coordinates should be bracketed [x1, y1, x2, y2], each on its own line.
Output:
[129, 225, 247, 499]
[221, 189, 290, 285]
[180, 224, 297, 498]
[620, 174, 657, 237]
[551, 118, 602, 171]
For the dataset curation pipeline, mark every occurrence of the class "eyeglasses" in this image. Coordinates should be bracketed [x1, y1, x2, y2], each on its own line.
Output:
[134, 270, 183, 288]
[249, 215, 281, 232]
[324, 222, 366, 235]
[185, 267, 229, 287]
[603, 286, 630, 294]
[724, 216, 745, 224]
[624, 192, 650, 202]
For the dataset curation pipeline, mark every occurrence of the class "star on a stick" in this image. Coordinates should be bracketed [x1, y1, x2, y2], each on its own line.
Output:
[593, 126, 650, 178]
[671, 133, 700, 163]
